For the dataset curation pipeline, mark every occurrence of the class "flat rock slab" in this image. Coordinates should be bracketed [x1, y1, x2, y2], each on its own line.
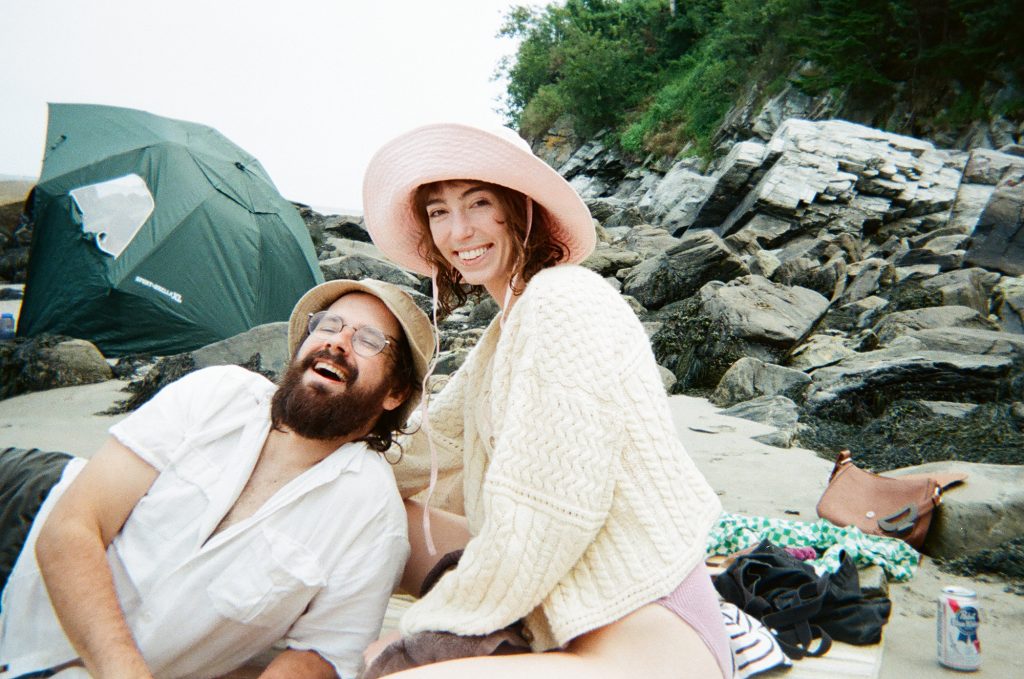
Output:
[719, 394, 802, 448]
[905, 327, 1024, 358]
[319, 253, 421, 288]
[711, 356, 810, 406]
[805, 349, 1016, 420]
[887, 461, 1024, 560]
[873, 305, 996, 344]
[964, 177, 1024, 276]
[623, 229, 748, 309]
[192, 322, 288, 378]
[700, 275, 829, 349]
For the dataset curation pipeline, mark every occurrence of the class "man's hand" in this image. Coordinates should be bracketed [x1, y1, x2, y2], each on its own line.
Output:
[36, 436, 159, 679]
[258, 649, 337, 679]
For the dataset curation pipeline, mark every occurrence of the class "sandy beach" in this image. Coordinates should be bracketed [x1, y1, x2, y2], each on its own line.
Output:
[2, 376, 1020, 677]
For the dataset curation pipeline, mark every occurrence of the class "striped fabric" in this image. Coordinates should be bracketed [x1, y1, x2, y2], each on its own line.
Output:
[721, 602, 792, 678]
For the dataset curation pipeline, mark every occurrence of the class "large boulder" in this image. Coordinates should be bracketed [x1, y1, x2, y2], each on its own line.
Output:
[319, 253, 421, 289]
[961, 147, 1024, 185]
[919, 268, 1001, 314]
[621, 229, 748, 309]
[651, 276, 829, 391]
[887, 461, 1024, 560]
[992, 276, 1024, 334]
[0, 336, 112, 400]
[637, 161, 715, 233]
[893, 238, 966, 271]
[904, 327, 1024, 358]
[191, 322, 289, 379]
[786, 255, 848, 301]
[804, 347, 1018, 421]
[105, 326, 287, 413]
[964, 175, 1024, 276]
[823, 295, 890, 332]
[296, 206, 372, 250]
[710, 356, 810, 407]
[726, 213, 799, 250]
[690, 140, 773, 232]
[580, 244, 642, 277]
[719, 395, 803, 448]
[698, 276, 829, 356]
[839, 258, 893, 304]
[650, 297, 748, 391]
[620, 224, 681, 258]
[873, 305, 998, 344]
[786, 333, 857, 371]
[318, 236, 386, 261]
[322, 214, 372, 243]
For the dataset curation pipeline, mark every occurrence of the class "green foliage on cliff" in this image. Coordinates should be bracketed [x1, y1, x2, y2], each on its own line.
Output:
[497, 0, 1024, 157]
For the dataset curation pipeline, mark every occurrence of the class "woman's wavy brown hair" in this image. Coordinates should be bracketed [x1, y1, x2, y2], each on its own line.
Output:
[412, 180, 569, 317]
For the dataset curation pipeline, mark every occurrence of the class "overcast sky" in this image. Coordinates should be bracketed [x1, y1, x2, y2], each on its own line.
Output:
[0, 0, 546, 212]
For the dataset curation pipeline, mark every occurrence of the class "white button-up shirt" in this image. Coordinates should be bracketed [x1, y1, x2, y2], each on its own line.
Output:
[0, 366, 409, 679]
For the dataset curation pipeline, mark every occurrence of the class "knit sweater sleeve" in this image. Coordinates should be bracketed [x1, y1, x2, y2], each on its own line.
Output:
[400, 268, 630, 639]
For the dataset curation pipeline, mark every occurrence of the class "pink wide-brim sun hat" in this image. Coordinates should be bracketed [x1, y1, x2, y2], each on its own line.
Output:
[361, 123, 595, 276]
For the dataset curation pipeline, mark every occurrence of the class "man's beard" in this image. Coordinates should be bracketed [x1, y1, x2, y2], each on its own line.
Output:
[270, 348, 393, 441]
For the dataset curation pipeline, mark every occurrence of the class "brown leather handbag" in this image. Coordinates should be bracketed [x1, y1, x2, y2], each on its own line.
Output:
[816, 451, 966, 549]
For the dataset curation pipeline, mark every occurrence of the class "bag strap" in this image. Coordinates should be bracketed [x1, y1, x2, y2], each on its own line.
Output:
[762, 579, 833, 659]
[774, 623, 833, 659]
[828, 450, 852, 482]
[894, 471, 969, 493]
[877, 503, 920, 536]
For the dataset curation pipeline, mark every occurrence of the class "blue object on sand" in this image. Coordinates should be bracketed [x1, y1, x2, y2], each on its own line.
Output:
[0, 313, 15, 340]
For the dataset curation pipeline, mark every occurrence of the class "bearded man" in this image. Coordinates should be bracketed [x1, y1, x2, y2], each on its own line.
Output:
[0, 279, 433, 679]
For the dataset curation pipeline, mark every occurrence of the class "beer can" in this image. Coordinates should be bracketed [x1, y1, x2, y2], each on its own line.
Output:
[936, 585, 982, 671]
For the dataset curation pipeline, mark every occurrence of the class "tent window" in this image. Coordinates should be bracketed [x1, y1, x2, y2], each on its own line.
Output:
[70, 173, 154, 258]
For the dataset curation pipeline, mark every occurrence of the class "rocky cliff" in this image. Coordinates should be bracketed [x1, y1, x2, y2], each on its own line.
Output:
[525, 116, 1024, 474]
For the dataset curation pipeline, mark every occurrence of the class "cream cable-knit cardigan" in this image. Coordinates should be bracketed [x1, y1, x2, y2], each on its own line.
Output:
[393, 265, 722, 651]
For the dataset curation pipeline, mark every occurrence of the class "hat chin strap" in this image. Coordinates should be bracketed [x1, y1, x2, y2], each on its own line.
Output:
[416, 272, 443, 556]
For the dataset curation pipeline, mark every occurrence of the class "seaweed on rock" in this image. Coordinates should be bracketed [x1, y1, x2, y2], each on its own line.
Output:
[650, 297, 746, 394]
[1, 334, 86, 399]
[939, 537, 1024, 596]
[798, 400, 1024, 471]
[103, 353, 274, 414]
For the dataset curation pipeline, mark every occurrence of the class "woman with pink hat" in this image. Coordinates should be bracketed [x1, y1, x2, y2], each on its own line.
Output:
[361, 123, 728, 678]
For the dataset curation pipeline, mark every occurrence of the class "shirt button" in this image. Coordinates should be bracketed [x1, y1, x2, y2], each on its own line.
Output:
[488, 436, 496, 447]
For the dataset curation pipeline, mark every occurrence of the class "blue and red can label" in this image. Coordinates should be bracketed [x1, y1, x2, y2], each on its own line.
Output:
[937, 586, 981, 671]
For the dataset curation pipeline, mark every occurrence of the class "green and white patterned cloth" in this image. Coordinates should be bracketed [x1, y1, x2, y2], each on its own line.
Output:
[706, 512, 920, 582]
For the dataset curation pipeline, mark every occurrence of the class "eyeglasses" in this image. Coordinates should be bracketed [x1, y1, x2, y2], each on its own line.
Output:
[307, 311, 393, 358]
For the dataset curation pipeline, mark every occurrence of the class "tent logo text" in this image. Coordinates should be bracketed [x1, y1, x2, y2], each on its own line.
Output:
[134, 276, 183, 304]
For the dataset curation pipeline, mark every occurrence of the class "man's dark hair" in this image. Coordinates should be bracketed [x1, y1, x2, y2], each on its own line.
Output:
[362, 328, 417, 453]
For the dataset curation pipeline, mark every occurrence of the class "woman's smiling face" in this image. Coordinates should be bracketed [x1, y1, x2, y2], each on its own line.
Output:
[424, 181, 514, 300]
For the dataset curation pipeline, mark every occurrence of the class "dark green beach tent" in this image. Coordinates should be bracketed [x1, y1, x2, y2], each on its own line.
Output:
[18, 103, 323, 356]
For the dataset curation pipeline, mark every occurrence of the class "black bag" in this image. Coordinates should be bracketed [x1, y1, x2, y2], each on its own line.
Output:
[713, 539, 891, 659]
